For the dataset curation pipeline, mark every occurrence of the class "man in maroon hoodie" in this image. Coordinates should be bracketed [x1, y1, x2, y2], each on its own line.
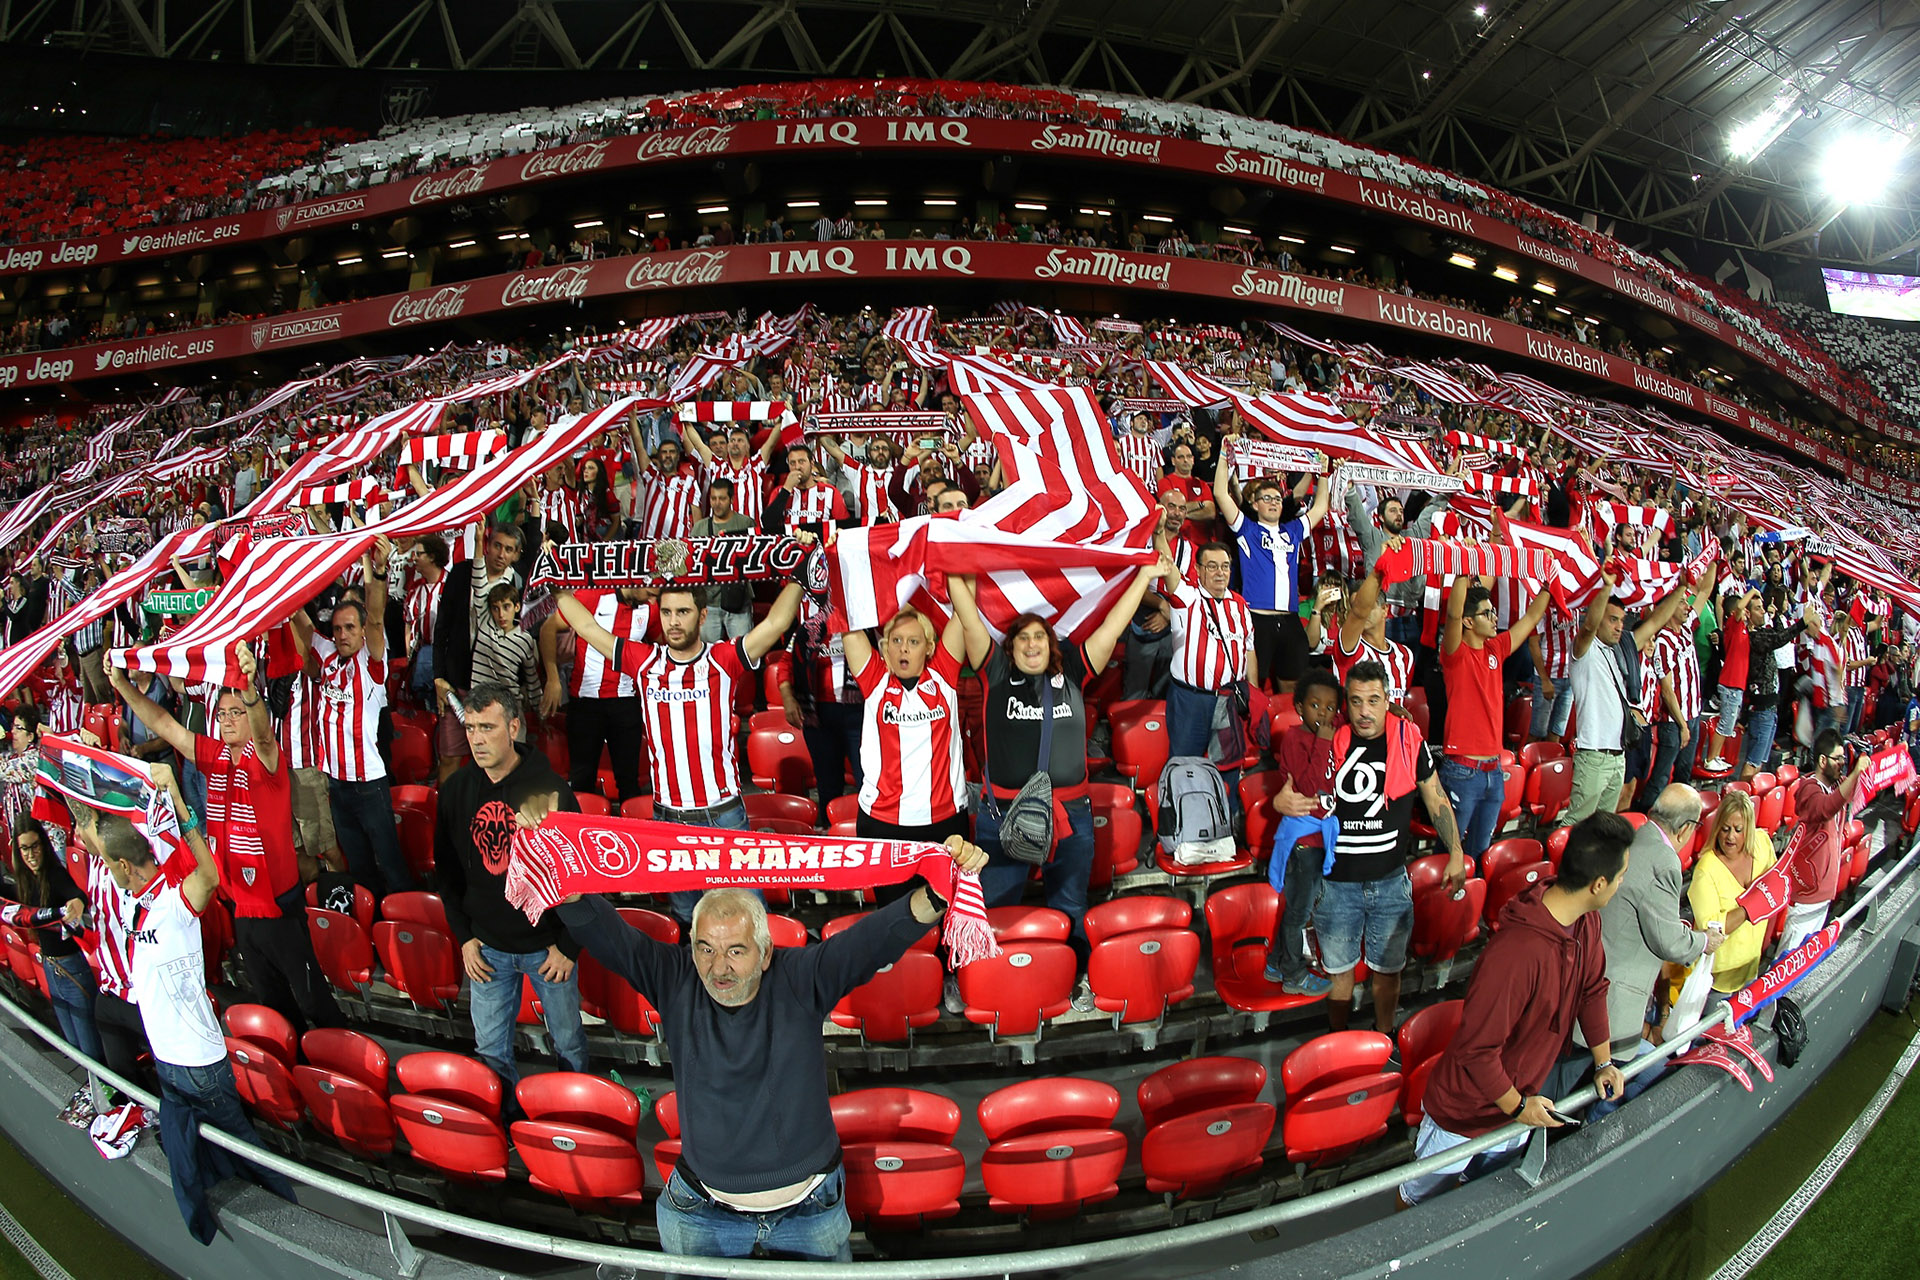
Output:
[1397, 811, 1632, 1208]
[1780, 729, 1868, 951]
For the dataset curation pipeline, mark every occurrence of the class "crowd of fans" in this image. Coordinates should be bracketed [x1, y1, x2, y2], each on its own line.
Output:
[0, 302, 1913, 1261]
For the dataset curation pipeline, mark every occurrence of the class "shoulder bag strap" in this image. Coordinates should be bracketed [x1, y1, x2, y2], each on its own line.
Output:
[1036, 672, 1055, 776]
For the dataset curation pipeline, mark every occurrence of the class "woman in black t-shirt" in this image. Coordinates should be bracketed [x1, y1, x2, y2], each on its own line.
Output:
[949, 558, 1170, 980]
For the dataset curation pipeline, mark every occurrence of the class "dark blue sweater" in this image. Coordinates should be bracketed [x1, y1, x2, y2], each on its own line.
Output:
[556, 891, 933, 1194]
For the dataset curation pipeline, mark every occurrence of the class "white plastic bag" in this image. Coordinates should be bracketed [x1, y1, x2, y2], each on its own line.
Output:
[1669, 942, 1721, 1053]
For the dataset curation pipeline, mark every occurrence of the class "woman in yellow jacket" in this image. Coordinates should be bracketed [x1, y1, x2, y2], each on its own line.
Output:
[1688, 789, 1776, 998]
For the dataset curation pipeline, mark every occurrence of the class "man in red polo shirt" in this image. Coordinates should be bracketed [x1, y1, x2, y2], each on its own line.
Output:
[1439, 574, 1551, 864]
[109, 641, 343, 1034]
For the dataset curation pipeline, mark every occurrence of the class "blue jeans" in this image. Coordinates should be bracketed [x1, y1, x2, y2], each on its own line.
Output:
[1165, 680, 1240, 814]
[1312, 871, 1414, 975]
[657, 1166, 851, 1262]
[661, 800, 755, 925]
[1267, 838, 1324, 986]
[326, 775, 414, 898]
[40, 952, 102, 1064]
[977, 796, 1095, 968]
[467, 944, 589, 1090]
[1437, 757, 1503, 860]
[1530, 674, 1572, 740]
[1641, 715, 1701, 808]
[1744, 703, 1779, 769]
[1847, 686, 1866, 734]
[154, 1057, 297, 1245]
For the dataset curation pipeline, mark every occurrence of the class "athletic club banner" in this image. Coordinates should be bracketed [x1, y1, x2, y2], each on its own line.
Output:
[527, 535, 820, 592]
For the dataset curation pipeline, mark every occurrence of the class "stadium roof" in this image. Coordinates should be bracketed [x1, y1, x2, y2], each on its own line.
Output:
[13, 0, 1920, 264]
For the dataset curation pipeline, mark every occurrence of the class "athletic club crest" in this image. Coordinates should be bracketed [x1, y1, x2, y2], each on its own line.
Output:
[250, 322, 270, 350]
[276, 207, 294, 232]
[651, 538, 690, 582]
[241, 867, 256, 886]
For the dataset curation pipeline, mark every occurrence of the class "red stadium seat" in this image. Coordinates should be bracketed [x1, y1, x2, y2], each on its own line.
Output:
[980, 1128, 1127, 1218]
[829, 950, 943, 1044]
[617, 906, 681, 945]
[766, 913, 810, 948]
[227, 1039, 302, 1129]
[1088, 929, 1200, 1036]
[293, 1066, 394, 1156]
[1401, 1056, 1441, 1128]
[1136, 1055, 1269, 1130]
[831, 1088, 963, 1145]
[575, 793, 611, 817]
[390, 783, 437, 827]
[1525, 758, 1575, 824]
[651, 1090, 682, 1185]
[381, 891, 450, 934]
[511, 1120, 647, 1210]
[372, 921, 462, 1011]
[394, 1052, 501, 1117]
[305, 881, 375, 932]
[1545, 825, 1571, 869]
[517, 1072, 640, 1142]
[820, 911, 938, 952]
[1750, 771, 1777, 794]
[1240, 770, 1285, 861]
[396, 807, 436, 889]
[306, 908, 374, 1002]
[957, 942, 1076, 1042]
[222, 1003, 296, 1069]
[392, 1094, 509, 1184]
[1153, 841, 1255, 887]
[1204, 883, 1328, 1024]
[619, 796, 655, 822]
[1408, 853, 1473, 895]
[1282, 1071, 1403, 1167]
[1519, 741, 1565, 769]
[979, 1078, 1120, 1141]
[1503, 694, 1533, 749]
[1083, 895, 1191, 944]
[986, 906, 1072, 942]
[1141, 1102, 1277, 1199]
[1088, 782, 1143, 890]
[1109, 700, 1171, 798]
[842, 1142, 965, 1229]
[1411, 880, 1485, 966]
[1405, 687, 1431, 739]
[744, 791, 818, 829]
[392, 726, 432, 786]
[1282, 1031, 1394, 1098]
[1397, 999, 1466, 1071]
[1757, 786, 1786, 834]
[1484, 862, 1554, 930]
[1499, 762, 1527, 829]
[746, 711, 816, 794]
[300, 1028, 389, 1096]
[824, 794, 860, 827]
[1481, 837, 1544, 884]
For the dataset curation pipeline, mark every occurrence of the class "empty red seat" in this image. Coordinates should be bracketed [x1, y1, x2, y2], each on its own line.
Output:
[1525, 758, 1574, 823]
[380, 891, 450, 934]
[980, 1128, 1127, 1218]
[1204, 883, 1326, 1021]
[829, 949, 942, 1044]
[372, 921, 462, 1011]
[396, 807, 436, 889]
[619, 796, 655, 821]
[575, 793, 612, 817]
[956, 941, 1076, 1040]
[1481, 837, 1544, 883]
[843, 1142, 966, 1229]
[1088, 928, 1200, 1030]
[1484, 862, 1554, 930]
[766, 913, 810, 948]
[1109, 700, 1170, 797]
[517, 1072, 640, 1142]
[300, 1028, 389, 1096]
[1756, 785, 1786, 833]
[1519, 741, 1565, 769]
[392, 1094, 509, 1184]
[1137, 1055, 1268, 1130]
[1282, 1071, 1402, 1166]
[392, 726, 432, 786]
[1498, 762, 1526, 829]
[820, 911, 937, 952]
[979, 1078, 1120, 1140]
[616, 906, 680, 945]
[1411, 880, 1486, 965]
[746, 713, 816, 794]
[1240, 770, 1285, 861]
[743, 791, 818, 829]
[511, 1120, 647, 1210]
[1396, 999, 1465, 1071]
[1141, 1102, 1277, 1198]
[305, 881, 375, 932]
[987, 906, 1072, 942]
[1088, 782, 1143, 891]
[1408, 852, 1472, 895]
[1503, 694, 1533, 748]
[223, 1003, 296, 1069]
[1083, 895, 1191, 944]
[831, 1087, 962, 1145]
[390, 782, 437, 827]
[1545, 825, 1571, 869]
[294, 1065, 395, 1156]
[228, 1039, 302, 1128]
[394, 1051, 501, 1116]
[1282, 1031, 1395, 1098]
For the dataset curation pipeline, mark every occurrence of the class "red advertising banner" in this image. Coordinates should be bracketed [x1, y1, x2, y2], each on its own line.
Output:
[6, 238, 1912, 503]
[0, 117, 1885, 439]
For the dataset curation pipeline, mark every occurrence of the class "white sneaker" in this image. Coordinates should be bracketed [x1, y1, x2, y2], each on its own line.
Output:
[1702, 755, 1731, 773]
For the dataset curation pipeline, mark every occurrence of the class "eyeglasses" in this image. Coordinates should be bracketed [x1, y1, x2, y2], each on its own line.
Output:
[214, 708, 249, 721]
[1473, 609, 1498, 620]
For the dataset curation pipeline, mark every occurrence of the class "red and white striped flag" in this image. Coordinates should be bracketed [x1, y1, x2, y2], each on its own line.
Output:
[676, 400, 801, 451]
[883, 306, 936, 345]
[399, 430, 507, 470]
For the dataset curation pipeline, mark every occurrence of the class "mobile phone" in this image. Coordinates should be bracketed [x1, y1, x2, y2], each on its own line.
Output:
[1545, 1109, 1583, 1128]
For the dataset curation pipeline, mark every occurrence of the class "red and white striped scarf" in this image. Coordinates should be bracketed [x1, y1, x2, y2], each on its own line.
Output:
[400, 430, 506, 470]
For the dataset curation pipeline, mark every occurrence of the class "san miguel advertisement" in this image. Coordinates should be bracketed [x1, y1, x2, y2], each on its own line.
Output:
[4, 237, 1909, 499]
[0, 117, 1868, 432]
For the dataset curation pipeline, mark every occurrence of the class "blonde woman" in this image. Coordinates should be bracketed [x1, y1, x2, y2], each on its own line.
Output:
[1687, 789, 1777, 997]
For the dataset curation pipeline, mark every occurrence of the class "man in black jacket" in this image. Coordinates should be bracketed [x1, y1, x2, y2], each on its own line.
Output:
[557, 838, 987, 1262]
[430, 523, 524, 780]
[434, 682, 585, 1087]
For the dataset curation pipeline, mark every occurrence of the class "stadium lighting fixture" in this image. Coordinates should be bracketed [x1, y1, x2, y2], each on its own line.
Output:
[1143, 214, 1174, 223]
[380, 248, 408, 259]
[1493, 265, 1519, 281]
[1448, 252, 1478, 269]
[787, 200, 820, 209]
[924, 198, 957, 206]
[1729, 94, 1798, 162]
[1078, 207, 1111, 216]
[1275, 233, 1306, 244]
[1222, 224, 1252, 235]
[446, 238, 476, 249]
[1014, 202, 1047, 211]
[854, 198, 888, 207]
[1472, 4, 1487, 15]
[696, 204, 729, 214]
[1532, 280, 1556, 294]
[1329, 244, 1357, 254]
[1820, 131, 1906, 204]
[573, 219, 604, 229]
[335, 255, 362, 265]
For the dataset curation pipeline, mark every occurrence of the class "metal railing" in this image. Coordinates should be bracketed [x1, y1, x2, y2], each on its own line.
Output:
[1, 836, 1914, 1280]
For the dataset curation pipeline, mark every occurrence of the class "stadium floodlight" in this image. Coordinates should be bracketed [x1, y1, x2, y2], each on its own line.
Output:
[1729, 95, 1798, 162]
[1447, 252, 1478, 269]
[1819, 131, 1906, 205]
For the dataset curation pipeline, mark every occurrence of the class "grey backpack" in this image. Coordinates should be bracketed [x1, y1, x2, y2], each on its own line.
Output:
[1156, 757, 1236, 866]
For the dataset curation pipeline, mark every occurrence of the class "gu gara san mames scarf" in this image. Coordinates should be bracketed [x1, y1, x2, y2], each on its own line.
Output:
[505, 814, 1000, 968]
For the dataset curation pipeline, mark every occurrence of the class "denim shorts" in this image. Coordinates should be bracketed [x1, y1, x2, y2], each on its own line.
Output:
[1714, 685, 1744, 738]
[1312, 870, 1414, 976]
